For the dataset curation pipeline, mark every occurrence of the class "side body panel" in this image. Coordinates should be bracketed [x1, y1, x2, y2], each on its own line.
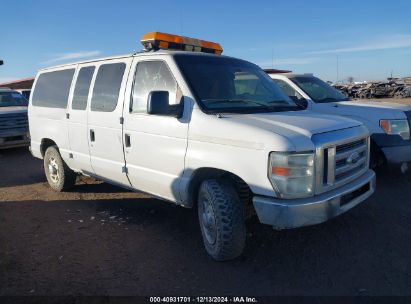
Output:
[122, 55, 190, 202]
[86, 58, 133, 186]
[65, 63, 96, 173]
[28, 65, 76, 161]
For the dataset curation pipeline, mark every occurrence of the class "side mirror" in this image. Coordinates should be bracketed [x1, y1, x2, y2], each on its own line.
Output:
[147, 91, 183, 118]
[289, 96, 308, 108]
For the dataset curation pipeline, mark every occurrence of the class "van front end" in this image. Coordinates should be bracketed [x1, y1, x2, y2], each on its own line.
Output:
[371, 110, 411, 171]
[253, 125, 376, 229]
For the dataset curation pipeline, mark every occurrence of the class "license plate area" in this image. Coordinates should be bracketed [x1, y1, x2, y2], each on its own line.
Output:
[340, 182, 370, 207]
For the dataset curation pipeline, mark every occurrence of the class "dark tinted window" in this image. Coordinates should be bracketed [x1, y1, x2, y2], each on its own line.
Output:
[174, 55, 296, 113]
[72, 66, 95, 110]
[291, 76, 349, 103]
[91, 63, 126, 112]
[32, 69, 75, 108]
[131, 61, 177, 113]
[0, 91, 28, 107]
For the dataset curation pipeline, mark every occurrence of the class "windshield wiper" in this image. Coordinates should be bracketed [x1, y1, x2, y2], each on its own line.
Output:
[203, 98, 297, 109]
[315, 97, 341, 103]
[203, 98, 272, 108]
[202, 98, 301, 114]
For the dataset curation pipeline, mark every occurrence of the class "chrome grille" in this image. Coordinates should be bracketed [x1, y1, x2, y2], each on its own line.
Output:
[334, 138, 368, 183]
[312, 126, 370, 195]
[0, 112, 29, 136]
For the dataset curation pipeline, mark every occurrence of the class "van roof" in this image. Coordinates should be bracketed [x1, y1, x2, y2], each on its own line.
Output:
[38, 50, 226, 71]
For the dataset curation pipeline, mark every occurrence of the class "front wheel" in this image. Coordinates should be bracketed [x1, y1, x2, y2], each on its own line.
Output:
[44, 146, 76, 191]
[197, 179, 246, 261]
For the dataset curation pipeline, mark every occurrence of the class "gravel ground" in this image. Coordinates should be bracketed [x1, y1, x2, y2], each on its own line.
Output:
[1, 145, 411, 297]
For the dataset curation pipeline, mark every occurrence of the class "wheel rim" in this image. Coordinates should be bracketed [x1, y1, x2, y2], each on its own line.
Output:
[48, 157, 59, 183]
[200, 196, 217, 245]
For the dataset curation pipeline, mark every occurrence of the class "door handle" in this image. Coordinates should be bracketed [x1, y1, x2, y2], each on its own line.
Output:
[90, 129, 95, 142]
[125, 134, 131, 148]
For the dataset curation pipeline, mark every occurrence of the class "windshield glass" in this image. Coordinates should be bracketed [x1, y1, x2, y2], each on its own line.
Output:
[0, 91, 28, 107]
[174, 54, 299, 113]
[291, 76, 350, 103]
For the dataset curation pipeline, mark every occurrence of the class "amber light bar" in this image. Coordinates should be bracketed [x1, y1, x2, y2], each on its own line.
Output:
[141, 32, 223, 55]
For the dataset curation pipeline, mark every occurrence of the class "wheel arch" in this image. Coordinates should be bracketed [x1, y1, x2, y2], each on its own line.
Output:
[40, 138, 58, 157]
[186, 167, 254, 217]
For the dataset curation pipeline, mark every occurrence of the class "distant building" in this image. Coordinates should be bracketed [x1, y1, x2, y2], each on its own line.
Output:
[0, 77, 34, 90]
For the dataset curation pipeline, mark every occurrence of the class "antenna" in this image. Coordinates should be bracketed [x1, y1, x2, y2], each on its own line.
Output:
[336, 55, 339, 84]
[271, 49, 274, 69]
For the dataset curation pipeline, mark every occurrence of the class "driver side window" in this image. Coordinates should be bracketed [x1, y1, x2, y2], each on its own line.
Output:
[273, 79, 303, 100]
[131, 61, 177, 113]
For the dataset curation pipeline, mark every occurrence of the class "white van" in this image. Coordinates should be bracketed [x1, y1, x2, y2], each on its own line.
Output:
[29, 32, 375, 260]
[268, 72, 411, 171]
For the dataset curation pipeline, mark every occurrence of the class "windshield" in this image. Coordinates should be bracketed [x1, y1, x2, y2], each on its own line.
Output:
[0, 91, 28, 107]
[291, 76, 350, 103]
[174, 54, 299, 113]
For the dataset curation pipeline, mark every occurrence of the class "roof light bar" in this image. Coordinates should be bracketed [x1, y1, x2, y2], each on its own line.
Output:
[141, 32, 223, 55]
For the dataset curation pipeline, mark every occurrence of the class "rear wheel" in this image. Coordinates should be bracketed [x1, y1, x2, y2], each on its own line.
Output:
[197, 179, 246, 261]
[44, 146, 76, 191]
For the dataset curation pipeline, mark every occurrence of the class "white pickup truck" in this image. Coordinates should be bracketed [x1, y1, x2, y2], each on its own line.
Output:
[28, 32, 375, 260]
[267, 72, 411, 171]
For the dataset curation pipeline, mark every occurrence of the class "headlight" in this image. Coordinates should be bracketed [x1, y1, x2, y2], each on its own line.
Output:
[268, 151, 315, 199]
[380, 119, 410, 140]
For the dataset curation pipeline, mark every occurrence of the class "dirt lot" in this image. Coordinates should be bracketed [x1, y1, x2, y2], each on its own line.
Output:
[1, 148, 411, 297]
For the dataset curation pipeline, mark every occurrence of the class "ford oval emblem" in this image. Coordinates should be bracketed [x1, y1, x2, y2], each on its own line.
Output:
[346, 152, 360, 165]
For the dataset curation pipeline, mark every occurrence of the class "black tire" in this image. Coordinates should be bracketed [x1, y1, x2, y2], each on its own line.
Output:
[44, 146, 76, 191]
[197, 179, 246, 261]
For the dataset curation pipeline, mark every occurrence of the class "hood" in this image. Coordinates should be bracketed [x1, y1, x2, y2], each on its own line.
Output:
[235, 110, 361, 138]
[332, 100, 411, 119]
[191, 109, 363, 152]
[0, 106, 28, 115]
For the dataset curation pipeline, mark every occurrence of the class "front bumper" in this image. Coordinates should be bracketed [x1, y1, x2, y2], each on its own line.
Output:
[0, 133, 30, 149]
[371, 133, 411, 164]
[253, 169, 376, 229]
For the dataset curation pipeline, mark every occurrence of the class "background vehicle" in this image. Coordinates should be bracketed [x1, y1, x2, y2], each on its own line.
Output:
[15, 89, 31, 100]
[0, 87, 29, 149]
[29, 33, 375, 261]
[268, 72, 411, 171]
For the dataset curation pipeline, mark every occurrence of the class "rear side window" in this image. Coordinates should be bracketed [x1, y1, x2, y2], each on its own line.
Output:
[32, 69, 75, 108]
[131, 61, 177, 113]
[91, 63, 126, 112]
[72, 66, 95, 110]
